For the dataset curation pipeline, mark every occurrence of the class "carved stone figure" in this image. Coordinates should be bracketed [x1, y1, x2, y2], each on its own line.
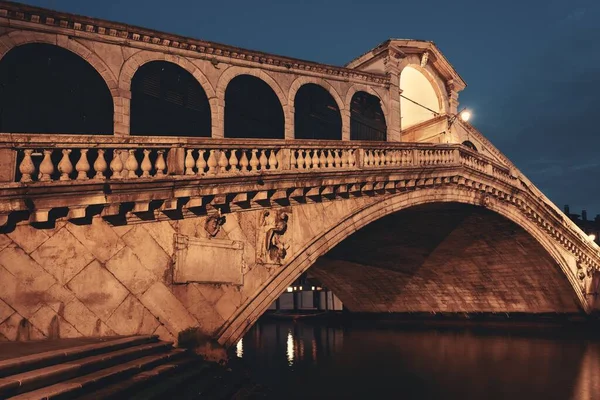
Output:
[204, 211, 226, 237]
[258, 209, 290, 264]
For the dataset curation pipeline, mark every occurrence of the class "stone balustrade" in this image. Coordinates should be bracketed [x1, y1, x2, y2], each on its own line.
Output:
[0, 135, 514, 184]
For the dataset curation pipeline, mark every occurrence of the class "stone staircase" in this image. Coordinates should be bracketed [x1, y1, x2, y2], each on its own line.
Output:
[0, 335, 246, 399]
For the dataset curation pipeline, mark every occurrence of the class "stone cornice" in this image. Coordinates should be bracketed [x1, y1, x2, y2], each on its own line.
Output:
[0, 1, 388, 85]
[346, 39, 467, 91]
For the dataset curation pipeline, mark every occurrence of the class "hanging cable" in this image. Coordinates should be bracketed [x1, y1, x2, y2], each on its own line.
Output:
[400, 94, 440, 116]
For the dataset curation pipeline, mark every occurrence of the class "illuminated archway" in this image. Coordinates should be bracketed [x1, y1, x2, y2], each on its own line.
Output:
[400, 66, 441, 130]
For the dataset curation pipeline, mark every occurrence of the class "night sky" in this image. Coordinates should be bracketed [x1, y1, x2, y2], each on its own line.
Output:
[16, 0, 600, 216]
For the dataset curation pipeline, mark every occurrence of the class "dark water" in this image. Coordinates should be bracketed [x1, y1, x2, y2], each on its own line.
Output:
[233, 318, 600, 400]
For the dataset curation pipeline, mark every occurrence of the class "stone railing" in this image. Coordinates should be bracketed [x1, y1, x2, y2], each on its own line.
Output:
[0, 135, 514, 184]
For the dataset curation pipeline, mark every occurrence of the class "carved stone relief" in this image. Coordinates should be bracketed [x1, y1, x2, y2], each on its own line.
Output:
[257, 208, 291, 265]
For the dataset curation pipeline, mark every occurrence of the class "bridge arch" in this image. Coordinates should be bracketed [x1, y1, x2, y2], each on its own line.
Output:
[288, 77, 345, 140]
[293, 83, 343, 140]
[348, 90, 387, 141]
[345, 85, 388, 126]
[129, 61, 212, 137]
[216, 66, 288, 139]
[218, 187, 585, 346]
[118, 51, 217, 136]
[0, 31, 118, 94]
[0, 39, 114, 134]
[222, 73, 286, 139]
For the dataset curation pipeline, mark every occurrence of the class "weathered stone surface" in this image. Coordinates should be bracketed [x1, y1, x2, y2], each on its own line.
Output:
[66, 217, 125, 263]
[68, 260, 129, 321]
[30, 228, 95, 285]
[106, 294, 159, 336]
[121, 226, 170, 279]
[0, 251, 55, 318]
[142, 222, 176, 256]
[29, 305, 80, 339]
[105, 247, 157, 295]
[62, 298, 115, 337]
[140, 282, 196, 337]
[7, 225, 48, 254]
[0, 298, 14, 324]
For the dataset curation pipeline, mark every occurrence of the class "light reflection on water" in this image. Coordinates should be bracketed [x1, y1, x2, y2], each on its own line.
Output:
[236, 319, 600, 400]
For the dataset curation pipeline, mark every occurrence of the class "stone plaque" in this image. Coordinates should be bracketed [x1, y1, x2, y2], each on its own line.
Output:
[174, 234, 244, 285]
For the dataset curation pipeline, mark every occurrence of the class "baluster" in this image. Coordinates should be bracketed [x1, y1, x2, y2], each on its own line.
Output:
[319, 150, 327, 168]
[334, 150, 341, 168]
[348, 149, 355, 167]
[390, 150, 397, 166]
[297, 149, 305, 169]
[93, 149, 107, 180]
[58, 149, 73, 181]
[290, 149, 297, 169]
[385, 150, 392, 166]
[239, 150, 249, 173]
[39, 149, 54, 181]
[249, 149, 259, 172]
[196, 150, 207, 175]
[341, 149, 349, 168]
[304, 150, 312, 169]
[268, 149, 278, 170]
[185, 149, 195, 175]
[110, 150, 124, 179]
[326, 150, 334, 168]
[125, 150, 139, 178]
[218, 150, 229, 174]
[207, 150, 218, 174]
[75, 149, 90, 180]
[19, 149, 35, 183]
[259, 150, 268, 170]
[369, 150, 375, 167]
[140, 149, 152, 178]
[155, 150, 166, 177]
[229, 149, 239, 173]
[311, 149, 319, 169]
[373, 150, 380, 166]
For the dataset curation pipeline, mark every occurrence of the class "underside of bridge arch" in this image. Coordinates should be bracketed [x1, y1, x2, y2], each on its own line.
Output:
[308, 203, 581, 314]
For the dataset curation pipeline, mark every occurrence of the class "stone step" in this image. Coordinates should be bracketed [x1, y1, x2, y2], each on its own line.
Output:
[0, 336, 158, 378]
[76, 353, 198, 400]
[7, 348, 186, 400]
[126, 361, 215, 400]
[0, 341, 173, 398]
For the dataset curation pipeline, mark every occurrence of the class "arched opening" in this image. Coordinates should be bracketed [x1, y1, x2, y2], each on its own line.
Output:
[311, 203, 580, 313]
[130, 61, 211, 137]
[400, 66, 441, 130]
[220, 195, 584, 347]
[350, 91, 386, 141]
[462, 140, 478, 151]
[0, 43, 113, 134]
[225, 75, 284, 139]
[294, 83, 342, 140]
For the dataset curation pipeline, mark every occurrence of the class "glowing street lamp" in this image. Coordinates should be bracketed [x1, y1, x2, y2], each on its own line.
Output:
[589, 233, 596, 242]
[448, 107, 472, 129]
[459, 110, 471, 122]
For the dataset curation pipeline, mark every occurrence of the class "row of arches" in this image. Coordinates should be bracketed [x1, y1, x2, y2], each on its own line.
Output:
[0, 43, 387, 141]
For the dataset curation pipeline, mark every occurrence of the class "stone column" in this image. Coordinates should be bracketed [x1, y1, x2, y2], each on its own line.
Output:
[285, 105, 294, 140]
[447, 80, 460, 115]
[342, 109, 351, 141]
[383, 51, 405, 142]
[113, 89, 131, 136]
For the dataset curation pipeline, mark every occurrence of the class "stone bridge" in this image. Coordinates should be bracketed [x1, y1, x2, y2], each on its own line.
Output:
[0, 1, 599, 347]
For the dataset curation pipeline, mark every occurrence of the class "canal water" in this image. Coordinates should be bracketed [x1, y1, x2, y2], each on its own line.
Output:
[233, 318, 600, 400]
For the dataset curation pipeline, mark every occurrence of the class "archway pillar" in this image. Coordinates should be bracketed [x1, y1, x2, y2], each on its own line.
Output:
[113, 91, 131, 136]
[285, 105, 294, 140]
[342, 109, 350, 141]
[384, 57, 406, 142]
